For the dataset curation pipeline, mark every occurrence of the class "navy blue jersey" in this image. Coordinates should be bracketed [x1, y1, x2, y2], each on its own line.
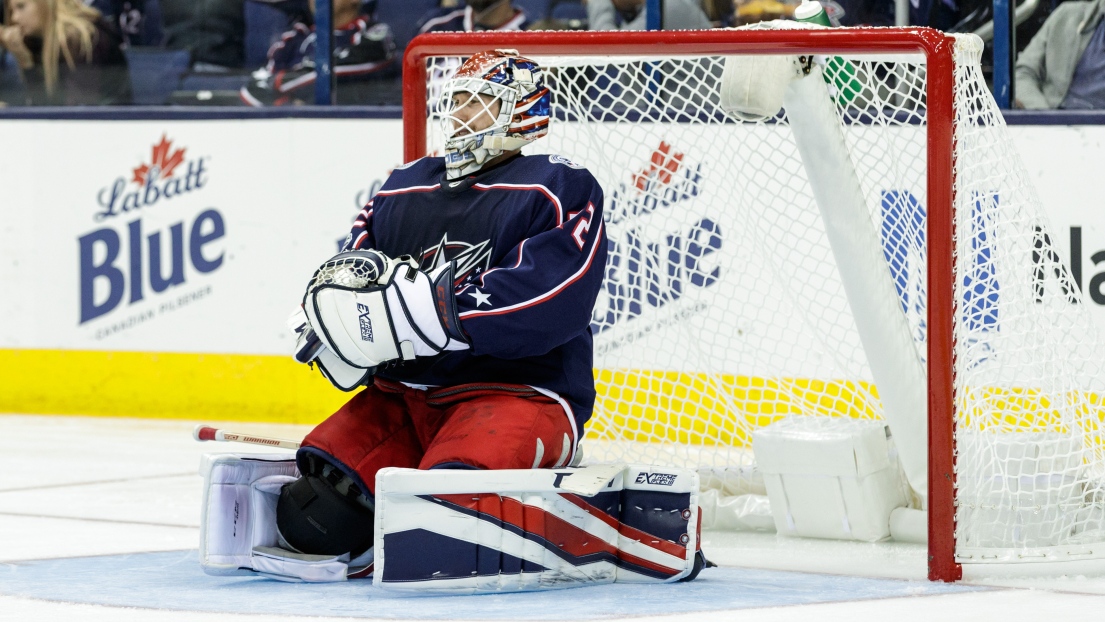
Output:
[341, 154, 607, 436]
[240, 16, 396, 107]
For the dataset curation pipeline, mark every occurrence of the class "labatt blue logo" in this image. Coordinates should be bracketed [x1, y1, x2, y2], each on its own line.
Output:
[591, 141, 722, 336]
[95, 134, 209, 221]
[79, 135, 224, 325]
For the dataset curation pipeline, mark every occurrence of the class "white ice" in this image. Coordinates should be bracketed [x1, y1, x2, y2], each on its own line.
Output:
[2, 414, 1105, 622]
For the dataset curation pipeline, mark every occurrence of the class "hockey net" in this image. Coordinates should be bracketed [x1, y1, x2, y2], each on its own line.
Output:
[406, 26, 1105, 578]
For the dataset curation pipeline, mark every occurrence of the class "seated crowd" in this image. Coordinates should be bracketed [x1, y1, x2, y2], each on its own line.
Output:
[0, 0, 1094, 108]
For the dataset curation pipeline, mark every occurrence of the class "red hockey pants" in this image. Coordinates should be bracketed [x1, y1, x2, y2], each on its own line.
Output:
[301, 378, 575, 495]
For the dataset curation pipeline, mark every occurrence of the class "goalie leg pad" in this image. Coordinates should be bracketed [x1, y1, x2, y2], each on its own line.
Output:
[199, 453, 373, 583]
[199, 453, 299, 575]
[372, 465, 702, 594]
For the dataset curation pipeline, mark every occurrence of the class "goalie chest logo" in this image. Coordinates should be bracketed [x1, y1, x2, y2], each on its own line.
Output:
[635, 472, 677, 486]
[357, 303, 374, 342]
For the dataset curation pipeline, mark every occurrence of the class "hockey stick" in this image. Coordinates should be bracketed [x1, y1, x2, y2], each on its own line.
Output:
[193, 425, 301, 450]
[194, 425, 620, 494]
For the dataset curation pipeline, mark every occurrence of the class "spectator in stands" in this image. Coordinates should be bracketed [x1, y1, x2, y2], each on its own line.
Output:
[836, 0, 894, 26]
[161, 0, 245, 69]
[0, 0, 131, 104]
[416, 0, 528, 106]
[240, 0, 395, 106]
[417, 0, 529, 34]
[1015, 0, 1105, 109]
[729, 0, 790, 26]
[88, 0, 164, 47]
[585, 0, 710, 30]
[909, 0, 959, 31]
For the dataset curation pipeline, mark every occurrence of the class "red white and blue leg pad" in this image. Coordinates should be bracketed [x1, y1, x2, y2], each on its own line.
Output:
[198, 454, 374, 583]
[372, 465, 702, 594]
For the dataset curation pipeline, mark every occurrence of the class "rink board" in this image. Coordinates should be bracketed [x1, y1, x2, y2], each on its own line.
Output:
[2, 119, 1105, 433]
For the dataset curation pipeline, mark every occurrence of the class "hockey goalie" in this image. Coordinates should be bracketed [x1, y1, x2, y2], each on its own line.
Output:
[199, 50, 709, 593]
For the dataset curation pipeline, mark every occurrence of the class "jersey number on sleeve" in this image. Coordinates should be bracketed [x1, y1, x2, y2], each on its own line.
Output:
[571, 203, 596, 250]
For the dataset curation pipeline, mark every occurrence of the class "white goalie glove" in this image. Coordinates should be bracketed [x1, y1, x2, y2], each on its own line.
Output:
[291, 249, 469, 390]
[289, 312, 375, 391]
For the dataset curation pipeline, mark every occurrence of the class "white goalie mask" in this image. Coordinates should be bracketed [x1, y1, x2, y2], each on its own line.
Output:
[439, 50, 551, 178]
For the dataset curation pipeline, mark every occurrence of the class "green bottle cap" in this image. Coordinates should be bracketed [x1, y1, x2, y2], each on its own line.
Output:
[794, 0, 832, 27]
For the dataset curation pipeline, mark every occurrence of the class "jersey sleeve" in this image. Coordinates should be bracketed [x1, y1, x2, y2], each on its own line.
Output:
[341, 199, 378, 252]
[266, 25, 309, 72]
[333, 21, 397, 80]
[454, 173, 607, 359]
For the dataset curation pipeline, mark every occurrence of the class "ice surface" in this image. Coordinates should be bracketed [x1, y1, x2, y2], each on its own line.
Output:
[0, 550, 979, 618]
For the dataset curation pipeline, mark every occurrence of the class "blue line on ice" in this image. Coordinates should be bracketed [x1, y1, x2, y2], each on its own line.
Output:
[0, 550, 986, 619]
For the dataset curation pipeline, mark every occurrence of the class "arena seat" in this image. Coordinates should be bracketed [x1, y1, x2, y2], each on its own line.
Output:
[514, 0, 552, 22]
[549, 0, 586, 21]
[0, 52, 25, 104]
[245, 0, 302, 69]
[376, 0, 442, 51]
[125, 47, 192, 105]
[178, 72, 253, 93]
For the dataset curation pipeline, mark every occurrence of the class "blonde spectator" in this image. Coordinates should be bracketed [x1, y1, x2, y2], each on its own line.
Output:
[0, 0, 130, 105]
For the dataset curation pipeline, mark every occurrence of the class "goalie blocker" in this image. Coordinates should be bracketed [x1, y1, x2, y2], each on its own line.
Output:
[199, 455, 708, 591]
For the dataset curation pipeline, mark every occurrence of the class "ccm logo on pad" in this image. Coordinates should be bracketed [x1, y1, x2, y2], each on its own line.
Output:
[635, 472, 677, 486]
[357, 303, 374, 342]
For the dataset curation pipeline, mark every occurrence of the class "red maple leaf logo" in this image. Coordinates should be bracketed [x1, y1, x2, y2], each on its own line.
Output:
[132, 134, 186, 187]
[632, 141, 685, 192]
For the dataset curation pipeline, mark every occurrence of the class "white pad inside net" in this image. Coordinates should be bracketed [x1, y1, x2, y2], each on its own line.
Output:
[421, 27, 1105, 567]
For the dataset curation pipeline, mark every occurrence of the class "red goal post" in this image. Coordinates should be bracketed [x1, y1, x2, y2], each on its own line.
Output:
[400, 28, 983, 584]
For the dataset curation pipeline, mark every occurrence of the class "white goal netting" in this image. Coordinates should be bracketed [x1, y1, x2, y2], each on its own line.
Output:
[420, 28, 1105, 568]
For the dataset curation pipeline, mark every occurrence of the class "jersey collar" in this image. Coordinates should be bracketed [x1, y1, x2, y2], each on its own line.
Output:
[440, 153, 523, 195]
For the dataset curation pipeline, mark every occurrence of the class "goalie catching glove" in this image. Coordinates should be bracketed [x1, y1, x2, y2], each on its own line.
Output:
[296, 250, 469, 390]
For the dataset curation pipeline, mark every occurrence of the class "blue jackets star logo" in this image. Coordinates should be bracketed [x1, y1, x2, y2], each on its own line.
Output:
[468, 289, 491, 307]
[421, 233, 493, 283]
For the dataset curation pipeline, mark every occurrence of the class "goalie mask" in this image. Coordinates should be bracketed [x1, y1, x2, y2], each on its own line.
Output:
[440, 50, 551, 178]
